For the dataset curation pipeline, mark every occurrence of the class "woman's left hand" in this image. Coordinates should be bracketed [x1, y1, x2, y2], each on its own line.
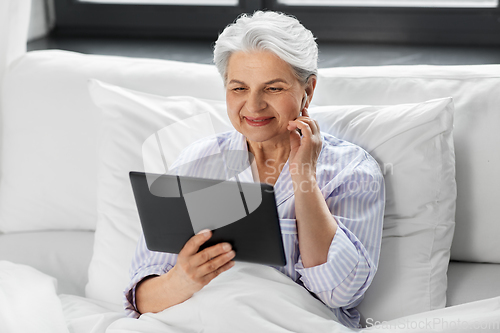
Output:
[287, 108, 322, 181]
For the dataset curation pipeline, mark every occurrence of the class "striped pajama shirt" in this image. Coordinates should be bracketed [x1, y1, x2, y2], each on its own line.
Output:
[125, 130, 385, 328]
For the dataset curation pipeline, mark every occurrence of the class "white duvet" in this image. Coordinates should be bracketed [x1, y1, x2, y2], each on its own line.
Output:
[1, 260, 499, 333]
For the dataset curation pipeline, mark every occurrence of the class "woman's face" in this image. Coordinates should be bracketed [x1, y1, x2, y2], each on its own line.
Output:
[225, 51, 308, 145]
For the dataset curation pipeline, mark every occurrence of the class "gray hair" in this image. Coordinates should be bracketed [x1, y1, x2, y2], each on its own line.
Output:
[213, 11, 318, 86]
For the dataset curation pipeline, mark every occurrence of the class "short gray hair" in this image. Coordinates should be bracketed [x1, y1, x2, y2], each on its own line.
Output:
[213, 11, 318, 85]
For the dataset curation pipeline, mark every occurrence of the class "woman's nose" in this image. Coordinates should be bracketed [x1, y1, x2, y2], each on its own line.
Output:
[246, 91, 266, 113]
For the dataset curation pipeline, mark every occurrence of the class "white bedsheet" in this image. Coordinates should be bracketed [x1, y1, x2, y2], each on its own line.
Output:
[59, 294, 125, 333]
[363, 297, 500, 332]
[2, 260, 500, 333]
[107, 262, 346, 333]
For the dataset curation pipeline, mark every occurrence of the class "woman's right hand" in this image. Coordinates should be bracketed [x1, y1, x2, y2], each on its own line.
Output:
[136, 229, 235, 314]
[170, 229, 236, 299]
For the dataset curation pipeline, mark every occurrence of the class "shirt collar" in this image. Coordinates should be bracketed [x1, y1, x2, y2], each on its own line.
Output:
[226, 131, 294, 206]
[273, 159, 295, 206]
[224, 131, 254, 183]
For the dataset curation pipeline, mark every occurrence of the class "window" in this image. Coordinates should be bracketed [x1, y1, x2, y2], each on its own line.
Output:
[78, 0, 238, 4]
[53, 0, 262, 39]
[278, 0, 498, 8]
[266, 0, 500, 44]
[53, 0, 500, 44]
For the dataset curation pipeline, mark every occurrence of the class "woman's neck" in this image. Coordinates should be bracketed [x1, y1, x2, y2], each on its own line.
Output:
[247, 137, 290, 185]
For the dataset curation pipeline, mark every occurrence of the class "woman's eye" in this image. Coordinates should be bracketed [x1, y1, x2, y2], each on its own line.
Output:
[232, 87, 246, 92]
[268, 87, 283, 92]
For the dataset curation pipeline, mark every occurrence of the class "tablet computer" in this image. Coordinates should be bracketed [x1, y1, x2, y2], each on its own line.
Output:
[129, 171, 286, 266]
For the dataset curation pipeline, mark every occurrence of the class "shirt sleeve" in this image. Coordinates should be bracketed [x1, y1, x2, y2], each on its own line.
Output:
[294, 154, 385, 326]
[123, 234, 178, 318]
[123, 132, 235, 318]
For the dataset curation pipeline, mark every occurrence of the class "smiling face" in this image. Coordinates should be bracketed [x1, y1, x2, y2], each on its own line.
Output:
[225, 51, 308, 146]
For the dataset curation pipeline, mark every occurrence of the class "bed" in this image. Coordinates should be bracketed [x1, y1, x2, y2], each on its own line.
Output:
[1, 1, 500, 332]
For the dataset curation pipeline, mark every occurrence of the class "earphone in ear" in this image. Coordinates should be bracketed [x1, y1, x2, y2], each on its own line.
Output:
[300, 92, 308, 112]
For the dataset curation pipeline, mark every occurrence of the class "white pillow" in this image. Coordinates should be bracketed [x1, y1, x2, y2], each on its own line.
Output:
[0, 50, 223, 232]
[315, 65, 500, 264]
[87, 80, 455, 325]
[311, 100, 456, 324]
[86, 80, 232, 306]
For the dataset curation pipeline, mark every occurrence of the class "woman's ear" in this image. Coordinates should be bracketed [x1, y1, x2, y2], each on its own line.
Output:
[304, 75, 317, 109]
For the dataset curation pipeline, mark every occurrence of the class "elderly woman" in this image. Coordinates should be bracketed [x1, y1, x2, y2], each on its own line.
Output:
[125, 11, 385, 329]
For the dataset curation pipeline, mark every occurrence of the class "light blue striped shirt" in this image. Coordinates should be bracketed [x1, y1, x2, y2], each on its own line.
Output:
[125, 130, 385, 328]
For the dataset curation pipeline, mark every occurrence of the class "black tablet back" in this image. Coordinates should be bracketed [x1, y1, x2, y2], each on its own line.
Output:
[129, 171, 286, 266]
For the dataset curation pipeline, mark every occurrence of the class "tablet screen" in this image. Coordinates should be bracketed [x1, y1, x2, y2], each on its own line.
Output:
[130, 171, 286, 266]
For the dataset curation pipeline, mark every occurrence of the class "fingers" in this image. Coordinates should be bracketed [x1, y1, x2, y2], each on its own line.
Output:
[299, 113, 320, 134]
[287, 112, 322, 171]
[197, 247, 236, 279]
[172, 230, 235, 299]
[189, 241, 234, 268]
[180, 229, 235, 275]
[288, 117, 319, 138]
[289, 109, 320, 135]
[179, 229, 212, 258]
[185, 242, 234, 286]
[200, 259, 236, 284]
[288, 123, 302, 150]
[301, 107, 310, 117]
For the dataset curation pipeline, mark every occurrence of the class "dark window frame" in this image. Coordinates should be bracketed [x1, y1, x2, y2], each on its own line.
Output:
[53, 0, 500, 44]
[268, 1, 500, 45]
[53, 0, 263, 38]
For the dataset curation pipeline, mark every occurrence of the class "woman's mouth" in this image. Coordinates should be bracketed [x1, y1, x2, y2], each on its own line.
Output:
[245, 117, 274, 127]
